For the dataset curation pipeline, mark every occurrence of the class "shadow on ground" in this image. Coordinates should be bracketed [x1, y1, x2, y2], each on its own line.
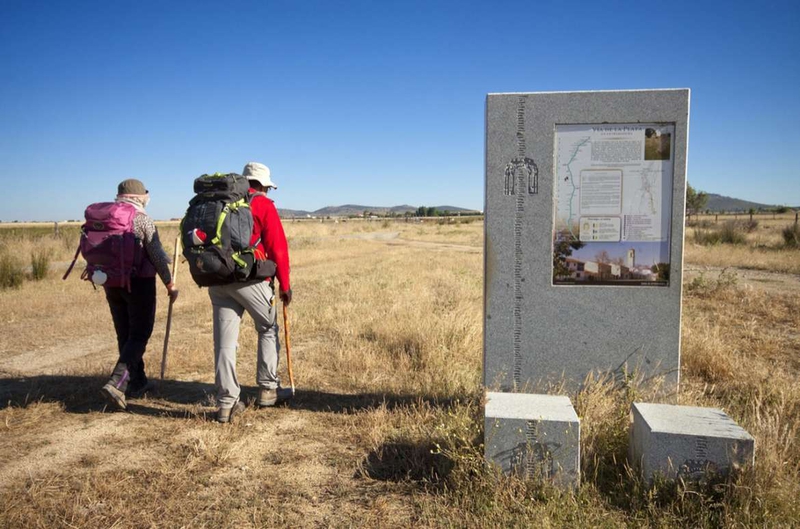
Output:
[0, 375, 464, 417]
[0, 375, 216, 414]
[357, 441, 455, 484]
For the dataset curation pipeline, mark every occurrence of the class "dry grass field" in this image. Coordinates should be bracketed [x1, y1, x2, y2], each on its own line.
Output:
[686, 213, 800, 275]
[1, 217, 799, 527]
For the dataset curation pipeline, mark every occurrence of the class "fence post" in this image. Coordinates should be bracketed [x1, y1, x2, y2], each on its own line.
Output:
[54, 221, 59, 237]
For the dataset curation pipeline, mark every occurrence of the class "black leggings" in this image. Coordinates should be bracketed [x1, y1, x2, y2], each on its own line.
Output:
[104, 277, 156, 377]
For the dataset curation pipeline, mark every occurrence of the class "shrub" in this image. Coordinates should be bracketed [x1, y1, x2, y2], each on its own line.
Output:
[693, 220, 751, 245]
[686, 268, 739, 296]
[30, 249, 50, 281]
[742, 219, 759, 233]
[693, 228, 722, 245]
[718, 221, 747, 245]
[0, 252, 25, 290]
[782, 223, 800, 248]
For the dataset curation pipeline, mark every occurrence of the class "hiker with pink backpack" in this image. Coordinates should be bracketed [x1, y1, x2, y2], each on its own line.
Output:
[65, 179, 179, 409]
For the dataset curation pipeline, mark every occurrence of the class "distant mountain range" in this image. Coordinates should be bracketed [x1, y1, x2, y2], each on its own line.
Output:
[278, 204, 480, 218]
[704, 193, 796, 212]
[276, 195, 797, 217]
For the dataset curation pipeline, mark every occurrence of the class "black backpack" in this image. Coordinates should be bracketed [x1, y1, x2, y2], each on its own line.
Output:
[181, 173, 272, 286]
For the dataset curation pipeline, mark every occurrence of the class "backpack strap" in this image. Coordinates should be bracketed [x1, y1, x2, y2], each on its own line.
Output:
[245, 191, 266, 257]
[123, 241, 131, 292]
[248, 191, 265, 248]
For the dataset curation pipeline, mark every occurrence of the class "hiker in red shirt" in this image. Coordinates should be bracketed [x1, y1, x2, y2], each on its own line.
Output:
[207, 162, 292, 422]
[248, 168, 291, 299]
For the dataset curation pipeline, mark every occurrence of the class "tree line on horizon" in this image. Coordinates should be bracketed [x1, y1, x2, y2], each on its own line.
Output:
[686, 184, 795, 217]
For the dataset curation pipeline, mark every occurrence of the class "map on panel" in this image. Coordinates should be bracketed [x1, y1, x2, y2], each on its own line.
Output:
[553, 124, 674, 286]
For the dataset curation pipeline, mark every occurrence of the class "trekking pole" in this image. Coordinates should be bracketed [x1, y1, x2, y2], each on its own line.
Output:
[282, 303, 295, 395]
[160, 234, 181, 380]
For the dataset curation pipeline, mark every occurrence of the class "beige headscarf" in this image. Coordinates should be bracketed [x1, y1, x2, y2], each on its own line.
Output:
[116, 194, 149, 212]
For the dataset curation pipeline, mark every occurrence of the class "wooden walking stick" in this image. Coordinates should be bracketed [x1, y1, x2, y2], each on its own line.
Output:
[160, 234, 181, 380]
[283, 303, 296, 395]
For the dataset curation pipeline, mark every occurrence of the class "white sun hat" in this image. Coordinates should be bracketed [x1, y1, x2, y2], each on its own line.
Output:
[242, 162, 277, 189]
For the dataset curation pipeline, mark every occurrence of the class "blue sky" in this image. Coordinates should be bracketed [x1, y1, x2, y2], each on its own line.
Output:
[1, 0, 798, 221]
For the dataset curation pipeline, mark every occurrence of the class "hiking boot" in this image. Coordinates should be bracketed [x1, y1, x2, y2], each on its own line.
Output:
[127, 379, 154, 399]
[107, 362, 131, 390]
[258, 388, 278, 407]
[101, 383, 127, 410]
[216, 400, 246, 423]
[127, 360, 148, 396]
[101, 362, 130, 410]
[259, 387, 293, 407]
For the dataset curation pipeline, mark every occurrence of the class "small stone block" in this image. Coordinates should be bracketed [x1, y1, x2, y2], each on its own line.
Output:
[484, 392, 580, 488]
[630, 402, 755, 481]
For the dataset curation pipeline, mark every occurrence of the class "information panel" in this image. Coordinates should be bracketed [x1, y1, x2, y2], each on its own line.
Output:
[553, 123, 674, 286]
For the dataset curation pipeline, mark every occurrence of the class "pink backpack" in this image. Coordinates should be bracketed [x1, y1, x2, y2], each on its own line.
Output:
[63, 202, 143, 290]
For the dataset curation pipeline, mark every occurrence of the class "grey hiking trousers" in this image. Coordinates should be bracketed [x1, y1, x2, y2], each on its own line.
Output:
[208, 281, 280, 408]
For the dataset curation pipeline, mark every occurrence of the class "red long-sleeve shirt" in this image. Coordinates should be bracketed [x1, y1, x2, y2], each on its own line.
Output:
[249, 189, 290, 292]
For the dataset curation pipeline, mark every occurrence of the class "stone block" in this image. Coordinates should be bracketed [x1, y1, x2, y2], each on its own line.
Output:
[484, 392, 580, 488]
[630, 402, 755, 481]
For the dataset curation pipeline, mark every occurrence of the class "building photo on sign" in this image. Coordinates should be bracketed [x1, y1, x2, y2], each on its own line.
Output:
[553, 123, 674, 286]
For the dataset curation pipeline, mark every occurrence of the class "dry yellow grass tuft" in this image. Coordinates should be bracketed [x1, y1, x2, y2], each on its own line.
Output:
[0, 220, 798, 527]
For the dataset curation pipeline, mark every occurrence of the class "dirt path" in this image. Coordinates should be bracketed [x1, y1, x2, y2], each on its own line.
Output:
[0, 413, 131, 489]
[0, 335, 114, 377]
[348, 231, 480, 253]
[683, 265, 800, 294]
[0, 385, 414, 524]
[342, 231, 400, 242]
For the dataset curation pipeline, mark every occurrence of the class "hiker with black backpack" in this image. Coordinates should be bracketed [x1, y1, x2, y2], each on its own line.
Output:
[181, 163, 291, 423]
[64, 179, 179, 410]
